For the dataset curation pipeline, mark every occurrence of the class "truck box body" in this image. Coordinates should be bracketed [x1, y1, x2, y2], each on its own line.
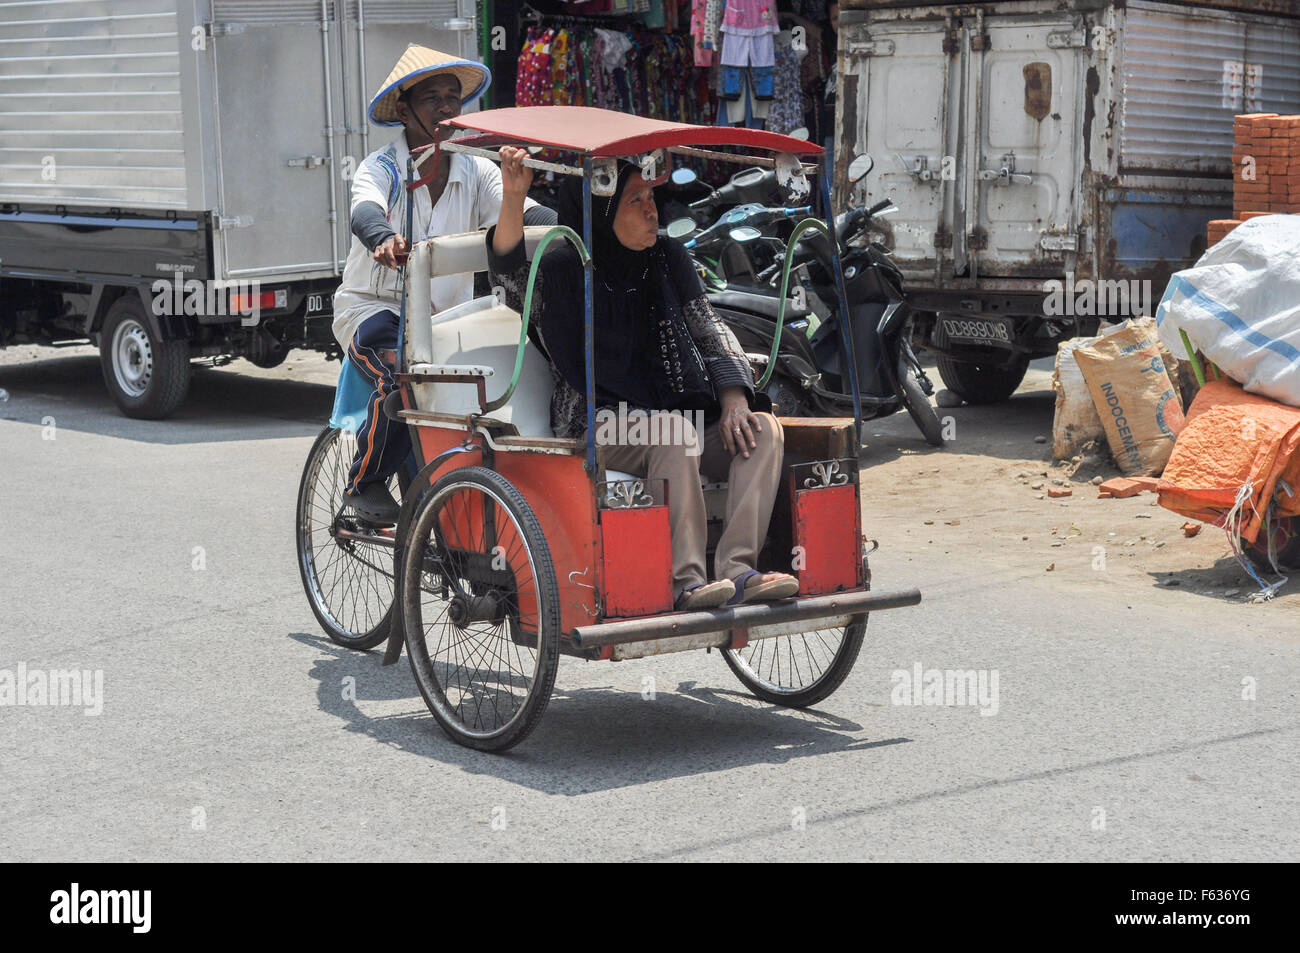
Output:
[0, 0, 478, 285]
[835, 0, 1300, 305]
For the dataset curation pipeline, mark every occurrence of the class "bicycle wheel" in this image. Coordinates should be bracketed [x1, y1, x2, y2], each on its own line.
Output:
[723, 615, 868, 708]
[296, 425, 399, 650]
[400, 466, 560, 752]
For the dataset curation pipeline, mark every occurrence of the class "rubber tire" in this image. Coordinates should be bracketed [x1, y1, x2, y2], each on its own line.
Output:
[400, 466, 560, 752]
[98, 294, 191, 419]
[936, 353, 1030, 405]
[723, 615, 868, 708]
[296, 426, 398, 650]
[898, 354, 945, 447]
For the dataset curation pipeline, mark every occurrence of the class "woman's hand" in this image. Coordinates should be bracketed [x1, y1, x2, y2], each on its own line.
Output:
[718, 386, 760, 459]
[499, 146, 534, 197]
[492, 146, 533, 257]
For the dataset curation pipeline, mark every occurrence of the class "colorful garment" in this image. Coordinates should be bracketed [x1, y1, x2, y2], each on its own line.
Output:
[767, 37, 803, 134]
[690, 0, 714, 66]
[721, 0, 777, 36]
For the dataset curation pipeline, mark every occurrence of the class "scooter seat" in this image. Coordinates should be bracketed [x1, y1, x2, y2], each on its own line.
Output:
[708, 289, 810, 322]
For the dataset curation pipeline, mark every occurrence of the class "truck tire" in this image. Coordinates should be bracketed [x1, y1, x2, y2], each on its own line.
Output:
[936, 355, 1030, 405]
[99, 295, 191, 419]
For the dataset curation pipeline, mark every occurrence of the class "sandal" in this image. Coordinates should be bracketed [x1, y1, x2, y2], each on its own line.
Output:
[675, 579, 736, 611]
[728, 569, 799, 605]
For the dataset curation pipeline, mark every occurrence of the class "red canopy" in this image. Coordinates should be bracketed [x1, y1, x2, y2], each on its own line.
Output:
[445, 106, 823, 158]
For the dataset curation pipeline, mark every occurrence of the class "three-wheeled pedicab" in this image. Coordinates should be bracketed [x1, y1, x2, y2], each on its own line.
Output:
[296, 107, 922, 751]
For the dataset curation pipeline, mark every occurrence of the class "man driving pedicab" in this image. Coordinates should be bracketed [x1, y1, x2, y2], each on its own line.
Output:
[332, 45, 553, 525]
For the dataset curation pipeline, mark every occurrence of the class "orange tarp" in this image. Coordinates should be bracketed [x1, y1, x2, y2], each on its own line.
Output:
[1157, 379, 1300, 543]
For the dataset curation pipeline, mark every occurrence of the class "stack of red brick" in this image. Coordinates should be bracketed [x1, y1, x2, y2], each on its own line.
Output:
[1206, 113, 1300, 248]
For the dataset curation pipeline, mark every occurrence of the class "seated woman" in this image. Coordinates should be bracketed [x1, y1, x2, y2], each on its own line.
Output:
[487, 146, 799, 610]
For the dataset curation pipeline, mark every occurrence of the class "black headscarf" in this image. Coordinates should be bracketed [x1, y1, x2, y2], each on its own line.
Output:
[555, 162, 652, 284]
[535, 164, 717, 422]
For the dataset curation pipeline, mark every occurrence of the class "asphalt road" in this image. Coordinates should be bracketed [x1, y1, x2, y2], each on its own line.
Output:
[1, 348, 1296, 861]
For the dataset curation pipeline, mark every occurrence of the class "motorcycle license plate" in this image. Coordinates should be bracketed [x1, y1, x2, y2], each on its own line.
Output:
[940, 316, 1015, 348]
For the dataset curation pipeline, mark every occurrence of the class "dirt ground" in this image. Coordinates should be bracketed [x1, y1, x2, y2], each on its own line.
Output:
[860, 357, 1300, 612]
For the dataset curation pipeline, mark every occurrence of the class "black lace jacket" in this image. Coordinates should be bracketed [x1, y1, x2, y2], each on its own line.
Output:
[486, 228, 758, 439]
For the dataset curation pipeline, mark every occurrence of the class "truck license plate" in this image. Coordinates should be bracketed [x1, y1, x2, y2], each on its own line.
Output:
[940, 316, 1014, 347]
[304, 293, 332, 319]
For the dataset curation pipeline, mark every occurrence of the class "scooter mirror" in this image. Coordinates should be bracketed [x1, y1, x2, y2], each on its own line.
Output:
[731, 167, 767, 188]
[670, 167, 698, 186]
[788, 126, 810, 141]
[848, 154, 875, 183]
[667, 218, 697, 240]
[729, 226, 763, 242]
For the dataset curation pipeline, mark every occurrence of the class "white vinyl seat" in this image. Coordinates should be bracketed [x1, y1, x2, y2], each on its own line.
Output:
[403, 228, 557, 438]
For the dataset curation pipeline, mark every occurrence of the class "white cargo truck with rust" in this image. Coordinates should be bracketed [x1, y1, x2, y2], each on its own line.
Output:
[834, 0, 1300, 403]
[0, 0, 480, 418]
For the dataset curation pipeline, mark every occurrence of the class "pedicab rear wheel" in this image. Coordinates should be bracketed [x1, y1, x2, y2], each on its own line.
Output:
[296, 425, 402, 650]
[723, 614, 868, 708]
[400, 466, 560, 752]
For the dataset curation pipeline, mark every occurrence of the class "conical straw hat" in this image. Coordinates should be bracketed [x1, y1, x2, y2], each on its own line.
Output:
[368, 44, 491, 127]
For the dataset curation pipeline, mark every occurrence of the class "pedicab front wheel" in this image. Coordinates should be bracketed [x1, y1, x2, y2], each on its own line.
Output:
[723, 615, 868, 708]
[400, 466, 560, 752]
[296, 425, 401, 650]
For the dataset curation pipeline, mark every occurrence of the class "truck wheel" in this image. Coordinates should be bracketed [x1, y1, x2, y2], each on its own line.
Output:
[936, 355, 1030, 405]
[99, 296, 191, 419]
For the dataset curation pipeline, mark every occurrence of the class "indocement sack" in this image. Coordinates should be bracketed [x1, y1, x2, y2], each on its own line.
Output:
[1074, 323, 1187, 476]
[1155, 215, 1300, 407]
[1053, 319, 1184, 462]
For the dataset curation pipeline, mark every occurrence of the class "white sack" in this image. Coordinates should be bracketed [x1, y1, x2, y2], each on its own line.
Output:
[1155, 214, 1300, 407]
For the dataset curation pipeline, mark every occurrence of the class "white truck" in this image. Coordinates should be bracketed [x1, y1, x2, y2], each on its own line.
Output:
[835, 0, 1300, 402]
[0, 0, 481, 417]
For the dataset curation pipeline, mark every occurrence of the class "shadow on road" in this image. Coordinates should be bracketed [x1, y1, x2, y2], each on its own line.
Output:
[0, 352, 336, 444]
[1147, 554, 1297, 601]
[291, 631, 910, 793]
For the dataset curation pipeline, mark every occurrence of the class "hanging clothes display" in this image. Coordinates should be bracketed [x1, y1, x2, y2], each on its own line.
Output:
[516, 20, 716, 127]
[718, 0, 778, 125]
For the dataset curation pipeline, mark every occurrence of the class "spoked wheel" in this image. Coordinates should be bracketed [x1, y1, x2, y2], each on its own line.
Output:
[723, 615, 868, 708]
[399, 466, 560, 752]
[296, 425, 402, 650]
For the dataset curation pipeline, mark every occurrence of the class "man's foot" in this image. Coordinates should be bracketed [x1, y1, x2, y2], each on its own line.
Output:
[728, 569, 799, 605]
[344, 482, 399, 525]
[675, 579, 736, 611]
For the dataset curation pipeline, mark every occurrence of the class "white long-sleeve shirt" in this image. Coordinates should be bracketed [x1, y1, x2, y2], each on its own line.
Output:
[332, 133, 536, 349]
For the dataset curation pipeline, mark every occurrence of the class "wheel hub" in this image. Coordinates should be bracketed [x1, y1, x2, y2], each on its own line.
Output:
[448, 590, 506, 627]
[112, 319, 153, 398]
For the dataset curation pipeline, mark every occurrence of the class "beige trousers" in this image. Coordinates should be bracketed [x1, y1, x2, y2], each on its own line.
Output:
[602, 412, 785, 594]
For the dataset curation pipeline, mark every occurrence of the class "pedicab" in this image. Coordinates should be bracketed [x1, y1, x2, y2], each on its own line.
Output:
[296, 106, 922, 751]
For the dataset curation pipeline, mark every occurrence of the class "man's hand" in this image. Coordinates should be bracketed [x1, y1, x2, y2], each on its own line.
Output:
[718, 386, 760, 459]
[373, 234, 409, 269]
